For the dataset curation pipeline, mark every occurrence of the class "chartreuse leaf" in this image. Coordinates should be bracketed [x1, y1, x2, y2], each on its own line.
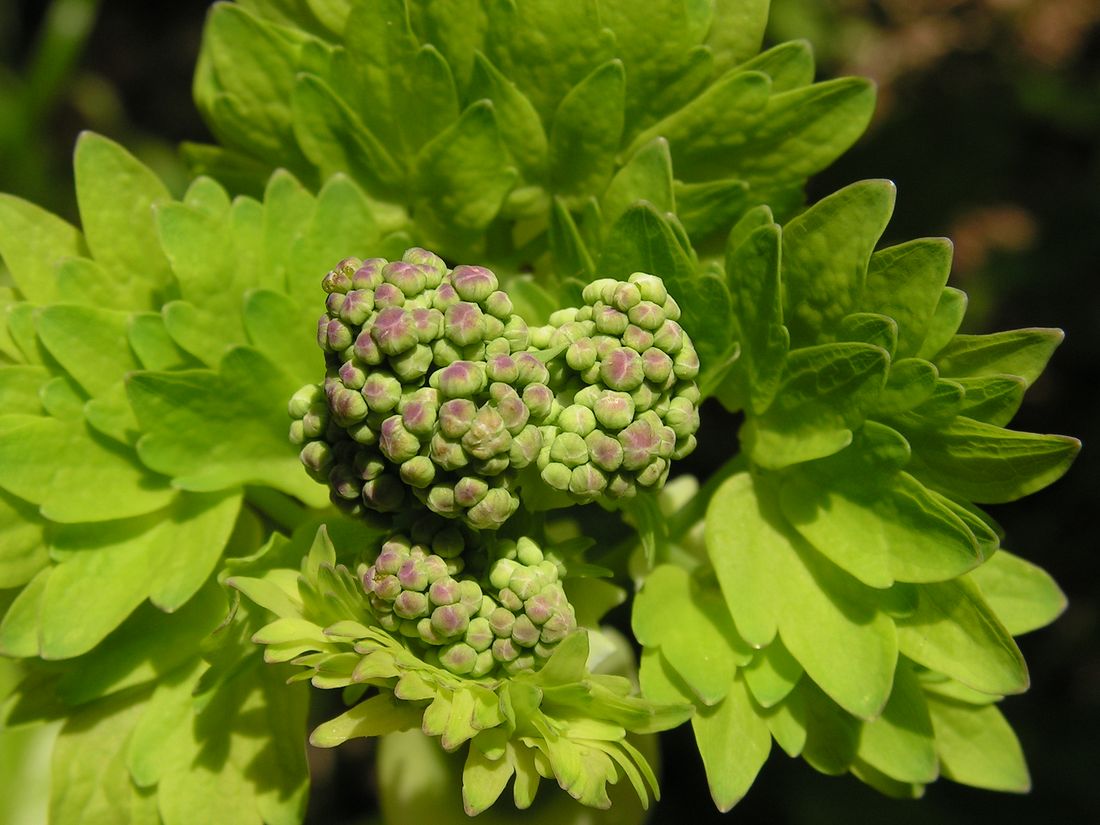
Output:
[243, 289, 318, 387]
[901, 416, 1080, 503]
[36, 305, 141, 398]
[762, 686, 807, 757]
[934, 328, 1063, 386]
[742, 342, 889, 468]
[706, 0, 770, 75]
[674, 178, 750, 242]
[856, 661, 938, 784]
[292, 73, 405, 197]
[896, 577, 1028, 696]
[0, 490, 47, 588]
[414, 101, 517, 234]
[634, 564, 751, 706]
[128, 347, 328, 505]
[742, 636, 802, 708]
[0, 365, 47, 413]
[50, 686, 153, 825]
[799, 680, 860, 775]
[73, 132, 174, 308]
[724, 220, 787, 414]
[736, 40, 815, 92]
[183, 175, 232, 216]
[549, 60, 625, 200]
[692, 673, 771, 812]
[872, 357, 938, 415]
[161, 300, 231, 367]
[925, 694, 1030, 792]
[600, 202, 694, 283]
[968, 550, 1066, 635]
[128, 313, 193, 371]
[627, 70, 771, 181]
[916, 287, 968, 360]
[782, 180, 896, 347]
[0, 566, 50, 657]
[468, 51, 547, 179]
[0, 194, 86, 304]
[952, 375, 1026, 427]
[127, 658, 204, 787]
[462, 743, 515, 815]
[638, 647, 694, 706]
[707, 473, 897, 719]
[0, 415, 174, 523]
[310, 691, 420, 748]
[601, 137, 674, 228]
[860, 238, 954, 359]
[39, 491, 240, 659]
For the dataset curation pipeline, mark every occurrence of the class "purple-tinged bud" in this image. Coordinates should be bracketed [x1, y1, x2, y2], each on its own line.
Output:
[498, 587, 523, 612]
[362, 475, 405, 511]
[401, 247, 447, 283]
[466, 488, 517, 530]
[558, 404, 597, 436]
[299, 441, 333, 476]
[451, 265, 499, 303]
[371, 307, 418, 355]
[488, 606, 515, 637]
[514, 352, 550, 386]
[325, 291, 346, 317]
[398, 559, 429, 591]
[323, 257, 360, 293]
[422, 555, 449, 584]
[410, 307, 444, 342]
[540, 462, 572, 491]
[330, 386, 368, 424]
[495, 389, 529, 434]
[593, 306, 629, 336]
[612, 282, 642, 311]
[430, 360, 485, 398]
[570, 464, 608, 498]
[653, 319, 684, 354]
[322, 318, 354, 352]
[383, 261, 428, 296]
[623, 324, 655, 352]
[338, 360, 367, 391]
[485, 354, 519, 384]
[540, 611, 576, 643]
[509, 425, 541, 468]
[401, 398, 438, 437]
[522, 383, 554, 422]
[429, 434, 468, 471]
[378, 416, 420, 463]
[524, 593, 555, 625]
[641, 348, 674, 385]
[429, 577, 461, 606]
[628, 300, 666, 331]
[454, 476, 489, 508]
[511, 614, 540, 647]
[484, 290, 513, 319]
[492, 637, 520, 663]
[372, 282, 405, 308]
[375, 549, 405, 577]
[431, 604, 470, 638]
[465, 617, 494, 651]
[439, 642, 477, 675]
[431, 527, 465, 559]
[444, 302, 486, 347]
[393, 590, 430, 620]
[601, 348, 645, 391]
[352, 259, 385, 290]
[352, 329, 384, 365]
[431, 281, 460, 311]
[585, 431, 623, 472]
[438, 398, 477, 438]
[340, 290, 375, 326]
[566, 338, 598, 371]
[372, 574, 403, 601]
[619, 419, 661, 471]
[399, 456, 436, 488]
[462, 406, 510, 460]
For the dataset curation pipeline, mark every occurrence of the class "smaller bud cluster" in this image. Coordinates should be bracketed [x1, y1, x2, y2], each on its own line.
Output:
[360, 529, 577, 678]
[291, 250, 560, 529]
[528, 272, 701, 502]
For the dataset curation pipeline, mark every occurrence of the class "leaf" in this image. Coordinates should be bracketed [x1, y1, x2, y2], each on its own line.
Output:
[781, 180, 896, 347]
[462, 744, 515, 815]
[310, 692, 421, 747]
[762, 688, 807, 757]
[915, 287, 967, 361]
[0, 490, 48, 588]
[0, 365, 48, 415]
[633, 564, 749, 705]
[73, 132, 174, 308]
[953, 375, 1026, 427]
[902, 416, 1080, 503]
[856, 662, 938, 784]
[706, 0, 771, 75]
[742, 342, 889, 468]
[601, 137, 674, 228]
[895, 577, 1028, 696]
[925, 694, 1030, 792]
[414, 101, 517, 233]
[129, 312, 194, 371]
[968, 550, 1066, 636]
[799, 680, 860, 775]
[291, 73, 405, 197]
[184, 175, 232, 216]
[548, 198, 596, 281]
[725, 222, 788, 414]
[128, 347, 329, 505]
[0, 415, 174, 523]
[243, 289, 319, 388]
[934, 328, 1063, 387]
[0, 194, 86, 304]
[860, 238, 954, 359]
[742, 637, 803, 709]
[638, 648, 694, 706]
[40, 491, 240, 658]
[127, 659, 205, 787]
[674, 178, 750, 242]
[691, 673, 771, 812]
[0, 566, 51, 657]
[549, 60, 625, 200]
[707, 473, 898, 720]
[36, 305, 141, 398]
[871, 357, 938, 415]
[735, 39, 815, 92]
[468, 51, 547, 178]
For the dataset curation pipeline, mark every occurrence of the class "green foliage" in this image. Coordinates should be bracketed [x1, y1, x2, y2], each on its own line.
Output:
[0, 1, 1081, 823]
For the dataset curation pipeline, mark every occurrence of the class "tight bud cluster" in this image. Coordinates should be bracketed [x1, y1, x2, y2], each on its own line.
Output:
[528, 273, 701, 501]
[360, 529, 576, 678]
[291, 249, 560, 529]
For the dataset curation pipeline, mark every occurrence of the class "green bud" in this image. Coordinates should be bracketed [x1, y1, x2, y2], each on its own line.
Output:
[431, 527, 465, 559]
[466, 488, 517, 530]
[593, 306, 629, 336]
[673, 434, 698, 460]
[637, 457, 668, 488]
[653, 319, 684, 353]
[484, 289, 513, 319]
[628, 300, 666, 331]
[516, 537, 543, 566]
[612, 282, 642, 311]
[430, 360, 486, 398]
[445, 302, 486, 347]
[630, 381, 660, 413]
[401, 247, 447, 283]
[382, 261, 428, 296]
[439, 642, 477, 675]
[328, 464, 361, 500]
[379, 416, 420, 463]
[511, 614, 540, 647]
[451, 265, 499, 303]
[623, 324, 655, 352]
[462, 406, 510, 460]
[570, 464, 608, 498]
[550, 432, 589, 467]
[492, 637, 520, 663]
[390, 344, 434, 383]
[522, 383, 555, 422]
[300, 441, 333, 477]
[454, 476, 489, 508]
[509, 425, 542, 468]
[540, 462, 572, 491]
[488, 605, 515, 636]
[582, 278, 617, 304]
[674, 344, 700, 380]
[566, 338, 598, 371]
[502, 316, 530, 351]
[593, 391, 635, 431]
[663, 294, 682, 321]
[322, 257, 360, 293]
[558, 404, 597, 436]
[410, 307, 444, 342]
[362, 475, 405, 511]
[665, 396, 700, 438]
[399, 456, 436, 488]
[431, 338, 462, 367]
[466, 617, 494, 651]
[628, 272, 668, 305]
[425, 482, 457, 516]
[429, 433, 468, 471]
[289, 383, 324, 419]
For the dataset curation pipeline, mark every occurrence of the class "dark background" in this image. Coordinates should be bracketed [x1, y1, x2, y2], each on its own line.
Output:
[1, 1, 1096, 822]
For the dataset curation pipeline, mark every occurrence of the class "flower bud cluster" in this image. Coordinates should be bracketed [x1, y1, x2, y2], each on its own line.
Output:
[360, 528, 576, 678]
[291, 250, 559, 529]
[528, 272, 701, 501]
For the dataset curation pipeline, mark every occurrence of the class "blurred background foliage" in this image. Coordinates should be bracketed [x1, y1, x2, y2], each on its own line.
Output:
[0, 0, 1096, 822]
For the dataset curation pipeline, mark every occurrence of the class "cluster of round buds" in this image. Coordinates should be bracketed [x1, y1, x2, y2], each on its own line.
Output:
[292, 250, 561, 529]
[360, 531, 577, 678]
[528, 272, 701, 502]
